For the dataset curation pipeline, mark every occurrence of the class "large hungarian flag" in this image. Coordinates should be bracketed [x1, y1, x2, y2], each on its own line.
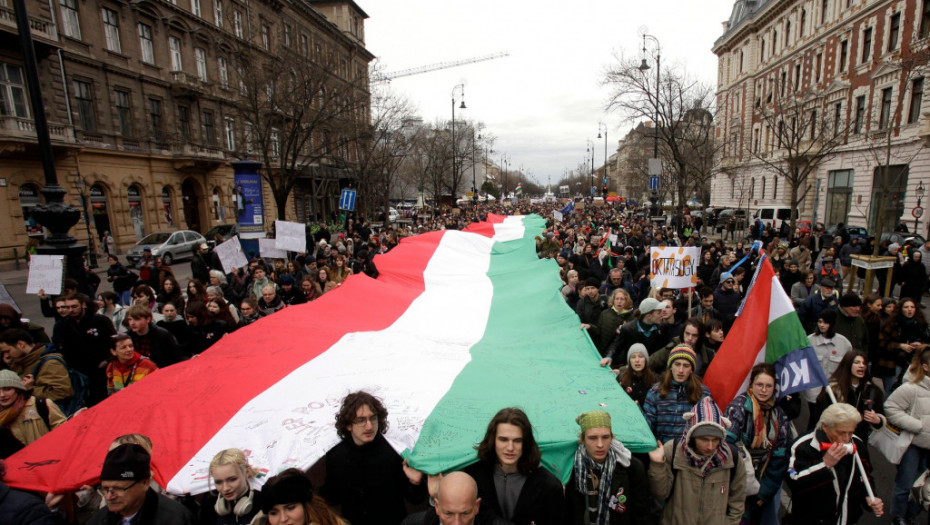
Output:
[3, 214, 654, 495]
[703, 253, 829, 408]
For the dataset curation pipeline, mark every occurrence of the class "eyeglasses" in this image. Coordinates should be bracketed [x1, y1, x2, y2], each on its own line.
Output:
[98, 480, 140, 497]
[352, 415, 378, 426]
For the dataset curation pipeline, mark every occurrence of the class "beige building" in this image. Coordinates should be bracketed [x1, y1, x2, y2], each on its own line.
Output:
[712, 0, 930, 235]
[0, 0, 372, 261]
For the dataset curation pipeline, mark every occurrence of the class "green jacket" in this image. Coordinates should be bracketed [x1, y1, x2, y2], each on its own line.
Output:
[834, 306, 869, 353]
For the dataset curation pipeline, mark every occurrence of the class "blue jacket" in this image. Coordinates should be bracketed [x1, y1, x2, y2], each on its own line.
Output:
[0, 482, 62, 525]
[642, 381, 712, 444]
[797, 293, 837, 332]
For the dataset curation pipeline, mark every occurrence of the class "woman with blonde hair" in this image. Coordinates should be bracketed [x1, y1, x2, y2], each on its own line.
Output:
[199, 448, 263, 525]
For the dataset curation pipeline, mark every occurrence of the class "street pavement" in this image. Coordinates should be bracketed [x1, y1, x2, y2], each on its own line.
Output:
[0, 252, 913, 521]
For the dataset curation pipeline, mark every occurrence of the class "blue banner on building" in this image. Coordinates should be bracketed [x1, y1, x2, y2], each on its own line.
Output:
[232, 160, 265, 236]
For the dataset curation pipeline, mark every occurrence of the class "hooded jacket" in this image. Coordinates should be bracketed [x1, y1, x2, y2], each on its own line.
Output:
[884, 375, 930, 449]
[7, 343, 74, 402]
[648, 399, 746, 525]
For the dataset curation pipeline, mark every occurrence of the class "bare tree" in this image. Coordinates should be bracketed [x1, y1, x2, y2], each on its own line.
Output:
[228, 37, 369, 220]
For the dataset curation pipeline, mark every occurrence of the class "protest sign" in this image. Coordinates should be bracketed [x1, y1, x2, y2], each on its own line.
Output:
[0, 278, 21, 312]
[26, 255, 65, 295]
[649, 246, 700, 289]
[259, 238, 288, 259]
[215, 237, 249, 274]
[553, 211, 563, 222]
[274, 220, 306, 253]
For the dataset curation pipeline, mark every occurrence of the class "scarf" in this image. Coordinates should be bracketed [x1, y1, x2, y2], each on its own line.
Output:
[747, 390, 778, 450]
[573, 440, 632, 525]
[0, 394, 28, 428]
[681, 433, 730, 478]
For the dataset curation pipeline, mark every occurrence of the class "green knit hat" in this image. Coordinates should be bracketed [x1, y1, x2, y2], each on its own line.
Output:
[576, 410, 612, 433]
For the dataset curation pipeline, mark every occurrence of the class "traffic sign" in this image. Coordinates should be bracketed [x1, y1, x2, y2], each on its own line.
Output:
[339, 189, 357, 211]
[649, 176, 660, 191]
[914, 206, 924, 218]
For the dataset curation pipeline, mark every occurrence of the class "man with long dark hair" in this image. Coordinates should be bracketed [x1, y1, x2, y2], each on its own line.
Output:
[463, 407, 563, 525]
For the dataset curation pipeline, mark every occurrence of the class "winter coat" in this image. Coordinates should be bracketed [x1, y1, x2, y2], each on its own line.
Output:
[463, 460, 565, 525]
[7, 344, 74, 402]
[789, 246, 813, 270]
[713, 288, 741, 320]
[786, 429, 875, 525]
[833, 308, 869, 353]
[648, 439, 746, 525]
[816, 379, 885, 443]
[87, 488, 193, 525]
[4, 396, 65, 447]
[0, 482, 61, 525]
[724, 393, 791, 505]
[791, 282, 819, 307]
[197, 490, 262, 525]
[596, 307, 634, 355]
[797, 293, 838, 333]
[885, 375, 930, 449]
[256, 295, 285, 317]
[320, 433, 427, 525]
[129, 323, 183, 367]
[106, 352, 158, 395]
[877, 315, 930, 376]
[565, 456, 650, 525]
[900, 260, 928, 302]
[802, 332, 852, 403]
[643, 382, 713, 444]
[606, 320, 669, 367]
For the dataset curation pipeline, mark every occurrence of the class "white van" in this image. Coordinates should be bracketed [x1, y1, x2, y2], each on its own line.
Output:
[754, 206, 799, 229]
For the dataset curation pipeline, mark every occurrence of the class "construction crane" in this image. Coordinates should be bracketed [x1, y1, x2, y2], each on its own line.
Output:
[371, 52, 510, 83]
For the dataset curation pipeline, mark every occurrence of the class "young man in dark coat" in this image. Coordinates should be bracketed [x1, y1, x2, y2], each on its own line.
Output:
[463, 408, 564, 525]
[51, 293, 115, 406]
[320, 391, 427, 525]
[126, 304, 184, 366]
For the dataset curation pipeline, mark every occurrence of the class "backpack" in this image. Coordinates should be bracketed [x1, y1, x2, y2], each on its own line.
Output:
[30, 346, 89, 417]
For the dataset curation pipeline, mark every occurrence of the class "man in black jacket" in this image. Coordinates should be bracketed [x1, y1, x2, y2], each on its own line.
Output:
[51, 293, 115, 406]
[320, 391, 427, 525]
[401, 472, 513, 525]
[126, 304, 184, 365]
[463, 408, 563, 525]
[190, 243, 211, 283]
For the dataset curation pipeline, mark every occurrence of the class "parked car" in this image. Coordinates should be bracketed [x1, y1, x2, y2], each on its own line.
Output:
[204, 224, 239, 247]
[879, 232, 926, 254]
[125, 230, 207, 265]
[826, 224, 870, 240]
[715, 209, 748, 232]
[794, 220, 824, 236]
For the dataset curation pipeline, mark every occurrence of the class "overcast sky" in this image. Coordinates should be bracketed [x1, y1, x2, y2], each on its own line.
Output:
[363, 0, 736, 187]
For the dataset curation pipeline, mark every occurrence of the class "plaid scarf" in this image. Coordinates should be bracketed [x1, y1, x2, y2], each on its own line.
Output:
[572, 440, 631, 525]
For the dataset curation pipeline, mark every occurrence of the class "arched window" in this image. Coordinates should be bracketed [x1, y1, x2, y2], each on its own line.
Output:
[128, 184, 145, 239]
[90, 184, 111, 238]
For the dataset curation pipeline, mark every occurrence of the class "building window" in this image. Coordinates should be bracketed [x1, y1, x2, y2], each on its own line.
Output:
[178, 105, 190, 141]
[834, 101, 842, 136]
[826, 169, 854, 226]
[795, 63, 801, 90]
[101, 8, 121, 53]
[923, 1, 930, 38]
[854, 95, 866, 133]
[224, 117, 235, 150]
[815, 53, 822, 82]
[880, 87, 893, 129]
[810, 109, 818, 139]
[261, 24, 270, 50]
[773, 30, 779, 54]
[114, 90, 132, 136]
[59, 0, 81, 39]
[195, 47, 207, 81]
[169, 37, 182, 71]
[191, 0, 201, 17]
[244, 123, 253, 153]
[234, 11, 243, 38]
[861, 27, 872, 64]
[840, 39, 848, 72]
[910, 77, 924, 124]
[218, 56, 228, 88]
[760, 39, 766, 62]
[148, 98, 163, 143]
[800, 9, 806, 36]
[203, 110, 216, 146]
[72, 80, 96, 131]
[300, 34, 309, 57]
[138, 24, 154, 64]
[888, 12, 900, 52]
[270, 128, 279, 156]
[781, 70, 787, 97]
[821, 0, 829, 24]
[284, 24, 291, 47]
[0, 63, 29, 118]
[214, 0, 223, 27]
[785, 22, 791, 46]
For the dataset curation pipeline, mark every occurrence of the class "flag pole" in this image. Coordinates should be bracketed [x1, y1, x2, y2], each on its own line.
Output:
[823, 387, 877, 501]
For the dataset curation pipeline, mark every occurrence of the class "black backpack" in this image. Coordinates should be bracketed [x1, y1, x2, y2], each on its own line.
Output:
[30, 345, 88, 417]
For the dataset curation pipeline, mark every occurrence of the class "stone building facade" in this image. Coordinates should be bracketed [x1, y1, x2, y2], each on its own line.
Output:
[0, 0, 372, 261]
[711, 0, 930, 235]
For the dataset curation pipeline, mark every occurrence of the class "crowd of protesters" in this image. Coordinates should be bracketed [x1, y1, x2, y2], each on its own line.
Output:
[2, 201, 930, 524]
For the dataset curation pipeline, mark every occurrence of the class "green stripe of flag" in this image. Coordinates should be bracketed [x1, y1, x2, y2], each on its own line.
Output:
[765, 311, 811, 362]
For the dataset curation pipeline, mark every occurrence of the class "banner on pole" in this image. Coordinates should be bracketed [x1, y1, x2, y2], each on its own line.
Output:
[649, 247, 700, 289]
[553, 211, 563, 222]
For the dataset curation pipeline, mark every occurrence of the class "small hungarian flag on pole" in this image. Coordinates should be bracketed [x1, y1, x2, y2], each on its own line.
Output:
[515, 183, 523, 197]
[703, 252, 829, 408]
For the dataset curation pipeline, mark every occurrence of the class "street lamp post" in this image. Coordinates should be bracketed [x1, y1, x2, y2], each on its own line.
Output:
[73, 176, 98, 269]
[598, 122, 608, 195]
[472, 132, 480, 206]
[638, 32, 661, 214]
[587, 139, 595, 197]
[451, 84, 466, 203]
[916, 181, 925, 233]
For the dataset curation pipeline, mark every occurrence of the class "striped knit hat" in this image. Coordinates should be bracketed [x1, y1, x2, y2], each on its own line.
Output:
[667, 344, 697, 370]
[683, 397, 730, 441]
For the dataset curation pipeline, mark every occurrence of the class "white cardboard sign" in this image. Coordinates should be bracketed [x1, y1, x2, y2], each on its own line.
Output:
[649, 246, 701, 289]
[26, 255, 65, 295]
[274, 220, 306, 253]
[215, 237, 249, 274]
[259, 238, 288, 259]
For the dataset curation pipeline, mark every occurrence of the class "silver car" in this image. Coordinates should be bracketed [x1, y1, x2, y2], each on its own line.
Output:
[125, 230, 207, 266]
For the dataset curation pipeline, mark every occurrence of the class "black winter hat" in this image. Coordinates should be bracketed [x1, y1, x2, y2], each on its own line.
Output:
[100, 444, 151, 481]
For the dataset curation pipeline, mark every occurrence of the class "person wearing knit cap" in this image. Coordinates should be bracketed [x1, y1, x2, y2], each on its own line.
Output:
[647, 399, 746, 525]
[642, 344, 713, 444]
[261, 468, 344, 525]
[576, 277, 604, 339]
[88, 443, 192, 524]
[0, 369, 65, 450]
[834, 292, 869, 354]
[564, 411, 648, 525]
[600, 299, 671, 371]
[462, 407, 563, 525]
[618, 344, 657, 407]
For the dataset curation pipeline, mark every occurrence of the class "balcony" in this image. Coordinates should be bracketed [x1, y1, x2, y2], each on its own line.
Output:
[0, 115, 74, 143]
[169, 71, 209, 98]
[0, 6, 58, 44]
[172, 143, 226, 171]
